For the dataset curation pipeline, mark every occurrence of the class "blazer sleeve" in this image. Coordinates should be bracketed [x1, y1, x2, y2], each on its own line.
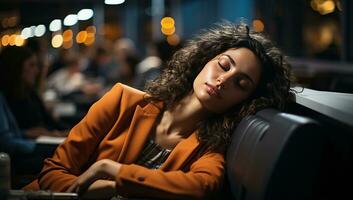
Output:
[115, 151, 225, 200]
[38, 83, 125, 191]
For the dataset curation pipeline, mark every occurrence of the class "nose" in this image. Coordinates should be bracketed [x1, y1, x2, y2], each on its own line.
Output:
[216, 70, 235, 89]
[216, 77, 224, 89]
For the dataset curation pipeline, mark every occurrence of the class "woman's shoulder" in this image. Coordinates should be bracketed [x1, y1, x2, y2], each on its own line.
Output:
[108, 83, 153, 108]
[114, 83, 145, 95]
[111, 83, 146, 100]
[98, 83, 163, 115]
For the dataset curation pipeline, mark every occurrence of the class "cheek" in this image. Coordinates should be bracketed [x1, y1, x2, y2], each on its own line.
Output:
[195, 64, 217, 83]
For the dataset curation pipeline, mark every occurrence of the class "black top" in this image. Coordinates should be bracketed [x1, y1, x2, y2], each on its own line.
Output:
[136, 139, 171, 169]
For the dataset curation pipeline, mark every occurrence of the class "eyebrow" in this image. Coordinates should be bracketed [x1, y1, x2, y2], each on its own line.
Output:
[223, 54, 236, 66]
[223, 54, 256, 85]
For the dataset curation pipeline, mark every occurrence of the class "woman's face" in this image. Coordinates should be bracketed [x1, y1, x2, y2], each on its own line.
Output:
[22, 55, 39, 86]
[193, 48, 262, 113]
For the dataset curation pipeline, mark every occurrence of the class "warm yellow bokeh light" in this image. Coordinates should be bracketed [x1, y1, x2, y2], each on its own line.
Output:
[84, 35, 95, 46]
[252, 19, 265, 32]
[76, 31, 88, 44]
[311, 0, 325, 11]
[63, 40, 73, 49]
[319, 0, 335, 15]
[15, 35, 25, 46]
[1, 35, 10, 46]
[86, 26, 97, 34]
[52, 34, 64, 48]
[319, 25, 334, 47]
[167, 34, 180, 46]
[314, 0, 326, 6]
[161, 17, 175, 29]
[311, 0, 318, 11]
[87, 32, 95, 38]
[311, 0, 335, 15]
[63, 29, 73, 42]
[161, 26, 175, 36]
[9, 34, 17, 46]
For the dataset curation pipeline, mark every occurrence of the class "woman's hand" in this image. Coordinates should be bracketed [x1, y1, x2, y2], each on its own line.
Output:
[80, 180, 116, 199]
[66, 159, 122, 195]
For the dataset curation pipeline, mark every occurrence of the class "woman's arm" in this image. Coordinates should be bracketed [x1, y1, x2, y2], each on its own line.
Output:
[0, 131, 36, 155]
[68, 152, 224, 200]
[80, 180, 116, 199]
[115, 152, 225, 200]
[66, 159, 121, 194]
[37, 84, 125, 192]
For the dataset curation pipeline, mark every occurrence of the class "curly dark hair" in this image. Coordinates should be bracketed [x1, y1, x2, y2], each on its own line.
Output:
[145, 22, 294, 152]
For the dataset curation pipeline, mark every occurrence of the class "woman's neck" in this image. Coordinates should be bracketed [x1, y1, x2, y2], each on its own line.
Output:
[157, 93, 209, 138]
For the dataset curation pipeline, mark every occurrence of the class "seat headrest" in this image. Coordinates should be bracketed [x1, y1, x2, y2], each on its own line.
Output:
[226, 109, 324, 200]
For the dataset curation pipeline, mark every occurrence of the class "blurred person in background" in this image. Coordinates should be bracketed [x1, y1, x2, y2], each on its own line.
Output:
[46, 51, 103, 127]
[133, 42, 162, 90]
[84, 46, 112, 81]
[133, 40, 182, 90]
[48, 48, 73, 76]
[0, 92, 56, 188]
[26, 38, 52, 95]
[78, 45, 95, 73]
[47, 53, 85, 97]
[116, 54, 140, 86]
[0, 46, 68, 139]
[113, 38, 137, 65]
[80, 45, 112, 98]
[105, 38, 138, 85]
[0, 93, 35, 160]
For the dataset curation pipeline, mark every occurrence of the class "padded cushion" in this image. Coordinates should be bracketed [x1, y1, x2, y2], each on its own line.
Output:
[226, 109, 324, 200]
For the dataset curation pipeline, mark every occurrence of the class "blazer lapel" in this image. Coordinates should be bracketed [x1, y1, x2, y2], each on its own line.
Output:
[117, 102, 162, 164]
[117, 100, 201, 170]
[161, 132, 200, 171]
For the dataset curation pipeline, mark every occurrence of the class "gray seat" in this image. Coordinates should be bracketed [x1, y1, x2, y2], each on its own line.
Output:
[226, 109, 324, 200]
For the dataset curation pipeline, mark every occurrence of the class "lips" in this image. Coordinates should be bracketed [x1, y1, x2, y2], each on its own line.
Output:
[205, 82, 221, 98]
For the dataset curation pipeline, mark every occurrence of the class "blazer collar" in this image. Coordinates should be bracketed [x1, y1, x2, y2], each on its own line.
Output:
[119, 101, 201, 170]
[161, 132, 200, 171]
[118, 103, 161, 163]
[141, 100, 164, 115]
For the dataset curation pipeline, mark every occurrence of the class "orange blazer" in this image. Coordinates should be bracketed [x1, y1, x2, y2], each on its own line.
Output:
[24, 83, 225, 199]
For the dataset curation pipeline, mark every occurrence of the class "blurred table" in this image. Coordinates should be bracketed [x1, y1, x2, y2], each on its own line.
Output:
[6, 190, 78, 200]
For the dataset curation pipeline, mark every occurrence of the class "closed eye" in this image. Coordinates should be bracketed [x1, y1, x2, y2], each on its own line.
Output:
[218, 55, 232, 71]
[234, 75, 252, 91]
[218, 61, 229, 71]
